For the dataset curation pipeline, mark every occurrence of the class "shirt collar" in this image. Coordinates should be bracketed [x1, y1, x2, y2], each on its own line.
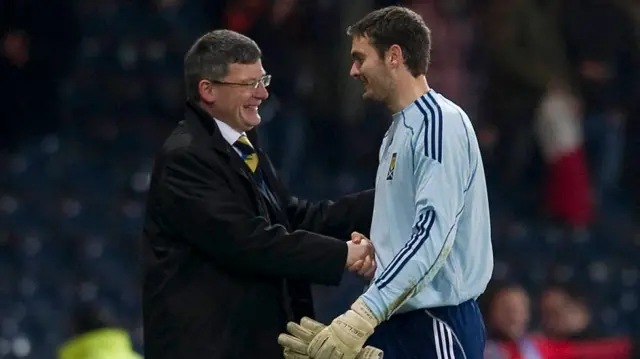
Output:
[391, 89, 435, 122]
[214, 118, 245, 146]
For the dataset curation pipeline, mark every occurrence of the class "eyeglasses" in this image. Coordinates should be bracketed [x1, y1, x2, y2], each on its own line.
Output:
[210, 74, 271, 89]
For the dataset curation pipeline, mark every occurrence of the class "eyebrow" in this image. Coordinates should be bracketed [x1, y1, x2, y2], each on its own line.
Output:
[351, 51, 365, 60]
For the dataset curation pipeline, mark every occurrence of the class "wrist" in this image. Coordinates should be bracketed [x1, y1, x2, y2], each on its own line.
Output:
[351, 297, 380, 328]
[345, 241, 355, 267]
[361, 286, 387, 323]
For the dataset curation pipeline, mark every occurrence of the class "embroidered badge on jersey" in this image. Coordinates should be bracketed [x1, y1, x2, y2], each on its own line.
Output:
[386, 153, 397, 180]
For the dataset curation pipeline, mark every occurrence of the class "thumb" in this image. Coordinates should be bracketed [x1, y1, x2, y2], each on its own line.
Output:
[357, 346, 384, 359]
[351, 231, 364, 243]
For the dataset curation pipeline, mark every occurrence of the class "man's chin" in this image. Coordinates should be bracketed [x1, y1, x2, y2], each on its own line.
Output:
[243, 116, 261, 129]
[362, 90, 381, 102]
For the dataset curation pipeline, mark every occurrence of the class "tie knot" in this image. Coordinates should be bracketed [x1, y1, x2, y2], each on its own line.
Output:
[234, 135, 255, 155]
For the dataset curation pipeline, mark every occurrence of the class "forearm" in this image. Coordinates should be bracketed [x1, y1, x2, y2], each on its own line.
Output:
[360, 209, 454, 322]
[162, 150, 349, 285]
[287, 189, 375, 239]
[172, 200, 349, 284]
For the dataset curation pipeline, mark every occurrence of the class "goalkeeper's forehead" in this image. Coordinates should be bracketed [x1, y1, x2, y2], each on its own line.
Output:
[350, 35, 376, 57]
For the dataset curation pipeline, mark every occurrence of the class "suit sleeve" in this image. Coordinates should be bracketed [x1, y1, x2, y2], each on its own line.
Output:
[283, 191, 374, 320]
[159, 149, 348, 285]
[360, 123, 465, 322]
[285, 190, 375, 239]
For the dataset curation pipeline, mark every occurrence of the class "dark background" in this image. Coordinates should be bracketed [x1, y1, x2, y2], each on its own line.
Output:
[0, 0, 638, 357]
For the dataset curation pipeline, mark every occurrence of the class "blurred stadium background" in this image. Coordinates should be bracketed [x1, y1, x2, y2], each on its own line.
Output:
[1, 0, 639, 358]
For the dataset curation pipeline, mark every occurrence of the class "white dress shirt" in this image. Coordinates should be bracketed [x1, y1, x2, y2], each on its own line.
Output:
[214, 118, 250, 157]
[214, 118, 280, 209]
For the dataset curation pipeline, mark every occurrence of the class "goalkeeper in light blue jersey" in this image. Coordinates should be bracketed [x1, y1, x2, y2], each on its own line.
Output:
[278, 5, 493, 359]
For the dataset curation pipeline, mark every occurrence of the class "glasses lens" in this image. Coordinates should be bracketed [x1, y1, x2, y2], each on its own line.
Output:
[262, 75, 271, 88]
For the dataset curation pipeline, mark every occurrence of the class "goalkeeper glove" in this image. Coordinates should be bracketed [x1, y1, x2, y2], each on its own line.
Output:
[278, 315, 382, 359]
[279, 297, 381, 359]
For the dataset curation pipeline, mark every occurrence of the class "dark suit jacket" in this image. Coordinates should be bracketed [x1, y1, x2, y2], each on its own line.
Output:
[142, 101, 374, 359]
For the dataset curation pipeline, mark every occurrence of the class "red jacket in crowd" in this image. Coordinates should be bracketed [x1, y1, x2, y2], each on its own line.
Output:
[486, 335, 631, 359]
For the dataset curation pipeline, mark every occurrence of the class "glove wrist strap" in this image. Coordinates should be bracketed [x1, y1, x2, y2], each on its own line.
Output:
[351, 298, 379, 328]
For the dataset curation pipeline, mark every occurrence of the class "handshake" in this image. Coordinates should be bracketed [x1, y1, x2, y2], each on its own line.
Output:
[345, 232, 377, 280]
[276, 232, 384, 359]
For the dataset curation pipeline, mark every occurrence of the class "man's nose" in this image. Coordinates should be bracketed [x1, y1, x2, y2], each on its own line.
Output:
[255, 84, 269, 99]
[349, 63, 360, 78]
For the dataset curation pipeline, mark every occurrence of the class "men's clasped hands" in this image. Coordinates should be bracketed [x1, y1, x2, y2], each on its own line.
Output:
[345, 231, 377, 280]
[277, 232, 384, 359]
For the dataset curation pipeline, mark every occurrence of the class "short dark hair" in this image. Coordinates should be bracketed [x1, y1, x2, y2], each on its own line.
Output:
[184, 30, 262, 100]
[346, 6, 431, 77]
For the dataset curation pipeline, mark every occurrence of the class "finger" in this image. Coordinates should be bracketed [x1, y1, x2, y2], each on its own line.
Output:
[365, 240, 375, 253]
[348, 259, 364, 272]
[363, 266, 376, 280]
[358, 255, 372, 276]
[286, 322, 316, 342]
[365, 258, 376, 279]
[357, 346, 384, 359]
[361, 255, 375, 272]
[314, 340, 338, 359]
[307, 331, 331, 357]
[283, 348, 311, 359]
[278, 333, 309, 354]
[300, 317, 326, 334]
[351, 231, 365, 241]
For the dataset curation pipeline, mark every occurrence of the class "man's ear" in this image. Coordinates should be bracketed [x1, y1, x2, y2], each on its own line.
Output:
[198, 79, 216, 103]
[387, 44, 403, 68]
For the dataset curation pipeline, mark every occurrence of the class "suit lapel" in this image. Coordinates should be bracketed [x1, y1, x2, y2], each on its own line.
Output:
[184, 101, 289, 227]
[248, 130, 289, 225]
[184, 101, 261, 202]
[256, 149, 282, 202]
[255, 148, 290, 226]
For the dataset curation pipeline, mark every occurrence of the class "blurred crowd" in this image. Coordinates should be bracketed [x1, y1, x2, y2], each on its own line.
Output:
[1, 0, 639, 358]
[482, 281, 633, 358]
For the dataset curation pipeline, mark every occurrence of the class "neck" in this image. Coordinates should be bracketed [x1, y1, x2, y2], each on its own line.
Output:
[387, 74, 429, 114]
[198, 100, 247, 133]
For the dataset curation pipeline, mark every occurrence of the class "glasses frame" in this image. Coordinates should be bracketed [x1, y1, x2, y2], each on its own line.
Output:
[209, 74, 272, 89]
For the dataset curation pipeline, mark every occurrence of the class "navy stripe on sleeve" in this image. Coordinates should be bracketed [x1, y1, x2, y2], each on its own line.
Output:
[373, 211, 429, 288]
[414, 93, 443, 163]
[414, 98, 430, 159]
[420, 94, 443, 163]
[427, 92, 443, 163]
[375, 209, 436, 290]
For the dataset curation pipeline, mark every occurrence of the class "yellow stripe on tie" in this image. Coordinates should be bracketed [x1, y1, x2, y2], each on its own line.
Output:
[235, 135, 259, 173]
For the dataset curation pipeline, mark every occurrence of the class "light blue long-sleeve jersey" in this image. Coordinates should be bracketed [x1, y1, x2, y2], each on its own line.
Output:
[361, 90, 493, 323]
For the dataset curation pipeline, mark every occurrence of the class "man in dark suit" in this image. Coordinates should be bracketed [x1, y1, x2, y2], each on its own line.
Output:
[142, 30, 376, 359]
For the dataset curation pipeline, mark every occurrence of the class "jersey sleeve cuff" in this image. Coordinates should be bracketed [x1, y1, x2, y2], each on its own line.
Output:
[361, 285, 387, 323]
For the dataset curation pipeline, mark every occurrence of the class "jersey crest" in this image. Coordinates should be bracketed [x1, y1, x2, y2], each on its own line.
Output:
[386, 153, 397, 180]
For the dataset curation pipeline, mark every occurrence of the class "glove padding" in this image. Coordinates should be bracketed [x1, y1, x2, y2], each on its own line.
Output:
[278, 298, 381, 359]
[278, 314, 382, 359]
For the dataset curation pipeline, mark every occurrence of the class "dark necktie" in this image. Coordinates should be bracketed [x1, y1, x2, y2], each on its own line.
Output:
[234, 135, 280, 211]
[234, 135, 259, 172]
